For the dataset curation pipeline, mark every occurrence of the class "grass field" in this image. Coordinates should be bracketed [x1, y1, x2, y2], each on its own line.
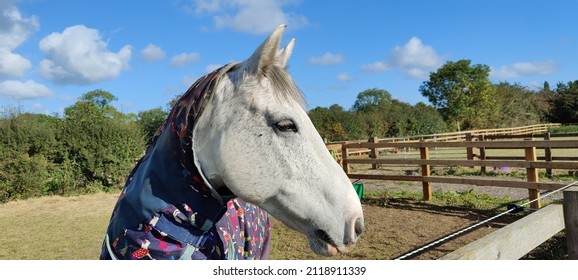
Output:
[0, 193, 115, 259]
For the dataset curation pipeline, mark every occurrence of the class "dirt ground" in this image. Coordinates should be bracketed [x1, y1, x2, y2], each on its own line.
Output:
[271, 196, 519, 260]
[271, 177, 567, 260]
[355, 193, 518, 260]
[353, 179, 564, 260]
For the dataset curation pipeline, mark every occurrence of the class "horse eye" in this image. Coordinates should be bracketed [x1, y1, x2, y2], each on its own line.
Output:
[275, 120, 298, 133]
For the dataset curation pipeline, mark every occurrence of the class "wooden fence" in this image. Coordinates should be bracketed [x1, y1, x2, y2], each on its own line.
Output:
[336, 136, 578, 209]
[377, 123, 562, 143]
[327, 123, 577, 259]
[440, 186, 578, 260]
[327, 123, 563, 158]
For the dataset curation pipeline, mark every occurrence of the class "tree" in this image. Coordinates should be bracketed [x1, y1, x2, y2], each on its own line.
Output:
[78, 89, 124, 119]
[351, 88, 392, 113]
[406, 102, 448, 136]
[0, 111, 63, 201]
[308, 106, 346, 142]
[543, 81, 551, 92]
[535, 81, 554, 121]
[308, 105, 364, 141]
[383, 100, 412, 137]
[493, 82, 543, 127]
[419, 60, 496, 130]
[137, 107, 167, 141]
[547, 80, 578, 123]
[62, 91, 145, 189]
[80, 89, 117, 109]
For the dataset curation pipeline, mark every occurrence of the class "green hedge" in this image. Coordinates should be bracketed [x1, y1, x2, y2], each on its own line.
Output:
[0, 103, 145, 203]
[549, 125, 578, 133]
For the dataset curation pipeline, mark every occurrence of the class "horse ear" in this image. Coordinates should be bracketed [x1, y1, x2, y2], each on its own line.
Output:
[277, 38, 295, 69]
[245, 24, 287, 75]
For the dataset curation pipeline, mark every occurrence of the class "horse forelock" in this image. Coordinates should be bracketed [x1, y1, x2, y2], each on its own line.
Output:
[266, 65, 306, 109]
[228, 64, 306, 110]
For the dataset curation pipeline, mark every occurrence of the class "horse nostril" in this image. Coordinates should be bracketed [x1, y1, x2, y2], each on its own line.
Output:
[355, 217, 364, 237]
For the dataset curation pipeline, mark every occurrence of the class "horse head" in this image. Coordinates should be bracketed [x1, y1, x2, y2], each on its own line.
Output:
[193, 24, 364, 256]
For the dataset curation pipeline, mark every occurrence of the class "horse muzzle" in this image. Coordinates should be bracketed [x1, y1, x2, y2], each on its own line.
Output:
[308, 216, 364, 256]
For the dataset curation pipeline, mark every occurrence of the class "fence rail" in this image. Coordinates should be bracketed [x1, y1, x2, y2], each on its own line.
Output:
[327, 123, 564, 158]
[440, 186, 578, 260]
[376, 123, 562, 143]
[334, 130, 578, 209]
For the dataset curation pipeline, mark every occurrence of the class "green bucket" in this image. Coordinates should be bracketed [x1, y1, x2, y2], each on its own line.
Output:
[352, 182, 364, 200]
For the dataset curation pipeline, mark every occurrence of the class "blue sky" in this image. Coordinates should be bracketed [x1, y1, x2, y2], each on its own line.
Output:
[1, 0, 577, 116]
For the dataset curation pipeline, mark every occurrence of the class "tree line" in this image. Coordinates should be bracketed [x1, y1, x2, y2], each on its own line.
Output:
[310, 60, 578, 142]
[1, 59, 577, 202]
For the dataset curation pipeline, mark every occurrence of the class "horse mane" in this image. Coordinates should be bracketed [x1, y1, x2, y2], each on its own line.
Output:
[265, 65, 307, 109]
[231, 63, 306, 110]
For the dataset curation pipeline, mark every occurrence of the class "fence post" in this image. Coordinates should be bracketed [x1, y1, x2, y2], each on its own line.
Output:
[544, 132, 552, 177]
[466, 133, 474, 169]
[341, 143, 349, 175]
[370, 136, 378, 170]
[564, 186, 578, 260]
[525, 145, 541, 209]
[478, 134, 486, 173]
[420, 140, 432, 201]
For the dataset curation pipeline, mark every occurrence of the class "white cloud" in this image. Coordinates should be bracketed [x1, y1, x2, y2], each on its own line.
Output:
[362, 37, 442, 79]
[171, 52, 201, 67]
[0, 1, 39, 50]
[0, 80, 52, 100]
[190, 0, 308, 34]
[389, 37, 442, 78]
[337, 72, 353, 82]
[141, 43, 165, 62]
[361, 61, 391, 73]
[490, 60, 559, 79]
[309, 52, 344, 66]
[0, 0, 38, 78]
[38, 25, 132, 85]
[0, 48, 31, 78]
[187, 0, 223, 14]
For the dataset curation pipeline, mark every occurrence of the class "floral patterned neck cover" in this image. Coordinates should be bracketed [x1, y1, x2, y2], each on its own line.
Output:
[100, 63, 271, 260]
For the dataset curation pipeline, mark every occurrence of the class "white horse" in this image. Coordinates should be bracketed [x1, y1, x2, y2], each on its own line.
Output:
[101, 24, 363, 259]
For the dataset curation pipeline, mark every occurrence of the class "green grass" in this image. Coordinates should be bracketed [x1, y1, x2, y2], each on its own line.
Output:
[362, 188, 515, 211]
[0, 192, 118, 260]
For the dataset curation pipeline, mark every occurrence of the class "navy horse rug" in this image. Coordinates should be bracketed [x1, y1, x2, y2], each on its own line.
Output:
[100, 63, 271, 260]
